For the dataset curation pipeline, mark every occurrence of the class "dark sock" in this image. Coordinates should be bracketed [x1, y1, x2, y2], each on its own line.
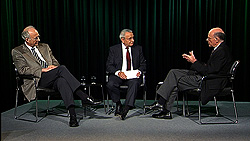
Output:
[68, 105, 76, 117]
[162, 109, 170, 113]
[116, 101, 121, 106]
[124, 105, 131, 113]
[158, 96, 166, 106]
[75, 88, 89, 101]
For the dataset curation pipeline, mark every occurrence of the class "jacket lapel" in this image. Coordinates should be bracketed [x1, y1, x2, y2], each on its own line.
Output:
[131, 46, 136, 68]
[22, 44, 40, 64]
[37, 44, 49, 64]
[118, 44, 123, 69]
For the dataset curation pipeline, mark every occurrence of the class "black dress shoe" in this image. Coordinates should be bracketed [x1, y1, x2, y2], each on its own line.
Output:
[82, 96, 102, 105]
[152, 111, 172, 119]
[69, 115, 79, 127]
[115, 104, 123, 116]
[145, 101, 164, 111]
[119, 110, 128, 120]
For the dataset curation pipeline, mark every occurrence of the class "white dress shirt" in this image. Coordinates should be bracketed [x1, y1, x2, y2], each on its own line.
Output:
[25, 42, 47, 62]
[115, 43, 134, 76]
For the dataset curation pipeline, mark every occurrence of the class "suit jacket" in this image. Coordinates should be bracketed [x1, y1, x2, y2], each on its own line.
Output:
[12, 43, 60, 101]
[106, 44, 146, 74]
[190, 42, 233, 105]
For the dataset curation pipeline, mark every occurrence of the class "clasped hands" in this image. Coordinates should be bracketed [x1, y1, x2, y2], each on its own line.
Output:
[182, 50, 197, 63]
[42, 65, 58, 72]
[118, 71, 141, 80]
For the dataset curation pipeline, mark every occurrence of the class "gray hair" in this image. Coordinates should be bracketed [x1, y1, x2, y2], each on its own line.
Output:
[119, 29, 133, 39]
[214, 32, 226, 41]
[21, 25, 36, 40]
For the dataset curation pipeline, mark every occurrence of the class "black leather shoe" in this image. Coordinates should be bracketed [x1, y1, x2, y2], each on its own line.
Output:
[83, 96, 102, 105]
[69, 115, 79, 127]
[119, 110, 128, 120]
[152, 111, 172, 119]
[145, 101, 163, 111]
[115, 104, 123, 116]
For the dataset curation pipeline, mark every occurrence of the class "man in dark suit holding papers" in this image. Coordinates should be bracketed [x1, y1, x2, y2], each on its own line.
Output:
[106, 29, 146, 120]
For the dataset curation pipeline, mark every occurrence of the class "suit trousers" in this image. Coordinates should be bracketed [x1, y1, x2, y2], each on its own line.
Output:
[157, 69, 202, 111]
[106, 74, 141, 107]
[38, 65, 81, 109]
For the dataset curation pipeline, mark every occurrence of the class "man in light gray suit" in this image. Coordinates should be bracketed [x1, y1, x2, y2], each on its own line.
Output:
[12, 26, 100, 127]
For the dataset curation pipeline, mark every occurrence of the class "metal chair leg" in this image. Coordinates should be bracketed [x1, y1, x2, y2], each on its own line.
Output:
[106, 93, 109, 114]
[106, 94, 115, 115]
[198, 99, 201, 124]
[101, 85, 106, 113]
[182, 94, 186, 116]
[47, 95, 50, 114]
[35, 97, 38, 122]
[214, 96, 219, 116]
[143, 89, 146, 115]
[231, 90, 238, 123]
[14, 88, 19, 119]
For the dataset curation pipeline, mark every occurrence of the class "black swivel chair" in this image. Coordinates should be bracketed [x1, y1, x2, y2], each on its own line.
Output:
[182, 60, 240, 124]
[106, 72, 147, 115]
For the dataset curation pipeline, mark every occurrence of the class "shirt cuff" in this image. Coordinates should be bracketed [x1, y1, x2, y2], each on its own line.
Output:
[115, 70, 121, 76]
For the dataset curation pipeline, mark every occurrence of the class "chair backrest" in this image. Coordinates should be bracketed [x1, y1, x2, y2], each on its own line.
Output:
[229, 60, 240, 78]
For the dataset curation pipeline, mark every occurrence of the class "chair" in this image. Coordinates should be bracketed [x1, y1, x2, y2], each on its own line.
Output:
[14, 68, 85, 122]
[182, 60, 240, 124]
[14, 68, 58, 122]
[106, 72, 147, 114]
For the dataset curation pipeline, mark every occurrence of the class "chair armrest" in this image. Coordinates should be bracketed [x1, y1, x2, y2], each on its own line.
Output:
[15, 67, 39, 80]
[203, 74, 230, 80]
[17, 74, 39, 80]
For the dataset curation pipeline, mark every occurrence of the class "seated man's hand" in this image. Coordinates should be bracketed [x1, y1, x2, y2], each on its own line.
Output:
[48, 65, 58, 70]
[182, 51, 197, 63]
[118, 72, 127, 79]
[136, 71, 141, 77]
[42, 65, 58, 72]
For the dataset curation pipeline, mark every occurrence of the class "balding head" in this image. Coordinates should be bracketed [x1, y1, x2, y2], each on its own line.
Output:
[21, 25, 37, 40]
[209, 27, 225, 41]
[21, 25, 40, 47]
[209, 27, 224, 34]
[207, 27, 225, 47]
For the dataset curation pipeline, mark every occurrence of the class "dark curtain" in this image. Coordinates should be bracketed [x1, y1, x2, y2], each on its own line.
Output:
[1, 0, 249, 112]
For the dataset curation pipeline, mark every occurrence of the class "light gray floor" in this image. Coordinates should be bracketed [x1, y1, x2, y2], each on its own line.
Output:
[2, 100, 250, 141]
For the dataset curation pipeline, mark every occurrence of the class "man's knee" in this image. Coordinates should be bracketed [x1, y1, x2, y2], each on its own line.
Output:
[58, 65, 67, 70]
[106, 80, 120, 90]
[128, 79, 140, 87]
[169, 69, 179, 74]
[56, 77, 67, 85]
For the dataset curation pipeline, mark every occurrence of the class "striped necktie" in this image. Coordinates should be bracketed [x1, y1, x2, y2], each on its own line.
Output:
[31, 48, 48, 68]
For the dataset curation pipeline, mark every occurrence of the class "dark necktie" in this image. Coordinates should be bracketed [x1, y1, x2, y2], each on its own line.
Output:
[31, 48, 48, 68]
[126, 47, 131, 71]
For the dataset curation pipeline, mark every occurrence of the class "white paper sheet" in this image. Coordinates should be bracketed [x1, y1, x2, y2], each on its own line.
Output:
[124, 70, 140, 79]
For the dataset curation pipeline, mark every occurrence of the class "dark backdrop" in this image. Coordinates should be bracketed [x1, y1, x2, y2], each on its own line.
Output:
[1, 0, 249, 112]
